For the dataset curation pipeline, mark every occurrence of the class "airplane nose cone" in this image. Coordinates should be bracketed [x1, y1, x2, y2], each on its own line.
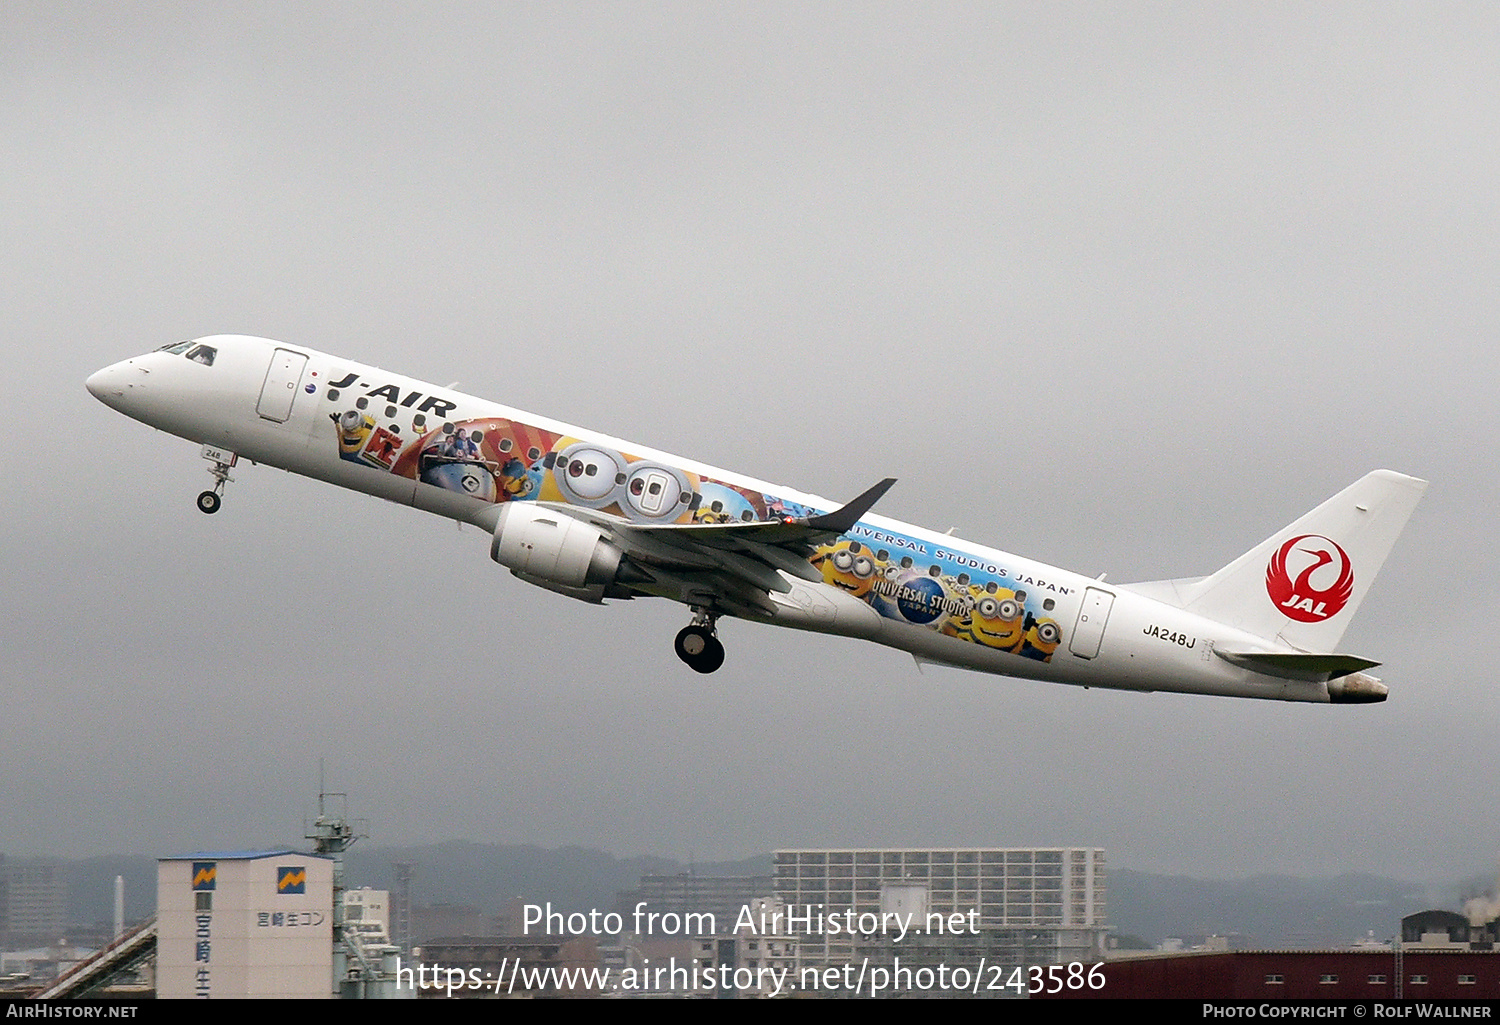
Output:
[85, 359, 140, 413]
[85, 366, 111, 400]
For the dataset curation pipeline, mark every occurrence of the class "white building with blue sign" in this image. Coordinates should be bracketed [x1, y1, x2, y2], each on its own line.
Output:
[157, 850, 334, 999]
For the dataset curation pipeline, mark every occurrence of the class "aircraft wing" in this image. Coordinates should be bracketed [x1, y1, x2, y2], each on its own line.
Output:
[543, 478, 896, 617]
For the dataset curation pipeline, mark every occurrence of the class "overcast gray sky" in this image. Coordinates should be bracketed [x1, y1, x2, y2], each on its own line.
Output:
[3, 3, 1497, 885]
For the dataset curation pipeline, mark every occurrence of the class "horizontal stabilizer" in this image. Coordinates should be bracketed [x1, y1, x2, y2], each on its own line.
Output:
[1215, 649, 1381, 682]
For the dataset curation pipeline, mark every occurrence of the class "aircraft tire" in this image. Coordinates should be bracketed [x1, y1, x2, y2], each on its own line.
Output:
[674, 626, 725, 674]
[197, 491, 222, 514]
[696, 634, 725, 673]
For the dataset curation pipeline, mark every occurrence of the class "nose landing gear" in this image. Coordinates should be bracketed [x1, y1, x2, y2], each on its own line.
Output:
[674, 609, 725, 674]
[198, 444, 237, 514]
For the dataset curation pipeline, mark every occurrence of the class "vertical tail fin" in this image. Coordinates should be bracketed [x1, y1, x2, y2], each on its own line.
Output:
[1179, 470, 1426, 651]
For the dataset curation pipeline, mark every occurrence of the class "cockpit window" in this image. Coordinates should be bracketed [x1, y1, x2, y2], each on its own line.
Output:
[185, 344, 217, 366]
[157, 340, 195, 354]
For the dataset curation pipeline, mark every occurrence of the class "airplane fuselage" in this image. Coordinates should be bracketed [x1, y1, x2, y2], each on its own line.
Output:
[87, 335, 1406, 704]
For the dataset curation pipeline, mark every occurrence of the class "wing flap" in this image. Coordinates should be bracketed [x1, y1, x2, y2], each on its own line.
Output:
[630, 566, 781, 618]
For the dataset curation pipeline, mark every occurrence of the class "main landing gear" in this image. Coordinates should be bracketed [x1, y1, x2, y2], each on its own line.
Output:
[197, 444, 237, 514]
[674, 609, 725, 674]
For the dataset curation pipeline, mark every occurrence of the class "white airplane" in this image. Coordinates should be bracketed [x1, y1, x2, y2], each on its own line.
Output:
[88, 335, 1425, 703]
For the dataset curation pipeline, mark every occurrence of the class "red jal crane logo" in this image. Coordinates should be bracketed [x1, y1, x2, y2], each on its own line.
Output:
[1265, 534, 1354, 622]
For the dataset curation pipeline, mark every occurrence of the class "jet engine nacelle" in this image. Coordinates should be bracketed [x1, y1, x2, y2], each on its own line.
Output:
[491, 502, 623, 601]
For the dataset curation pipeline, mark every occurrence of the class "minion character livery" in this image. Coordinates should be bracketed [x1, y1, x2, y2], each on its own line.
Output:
[1020, 618, 1062, 662]
[962, 587, 1029, 653]
[813, 540, 883, 601]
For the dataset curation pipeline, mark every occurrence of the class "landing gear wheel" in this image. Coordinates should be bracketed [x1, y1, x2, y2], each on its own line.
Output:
[198, 447, 236, 514]
[674, 625, 725, 674]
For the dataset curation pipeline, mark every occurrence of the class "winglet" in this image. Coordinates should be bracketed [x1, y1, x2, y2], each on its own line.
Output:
[806, 478, 897, 534]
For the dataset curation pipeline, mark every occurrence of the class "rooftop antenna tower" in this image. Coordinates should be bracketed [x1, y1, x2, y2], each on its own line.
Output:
[304, 763, 394, 997]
